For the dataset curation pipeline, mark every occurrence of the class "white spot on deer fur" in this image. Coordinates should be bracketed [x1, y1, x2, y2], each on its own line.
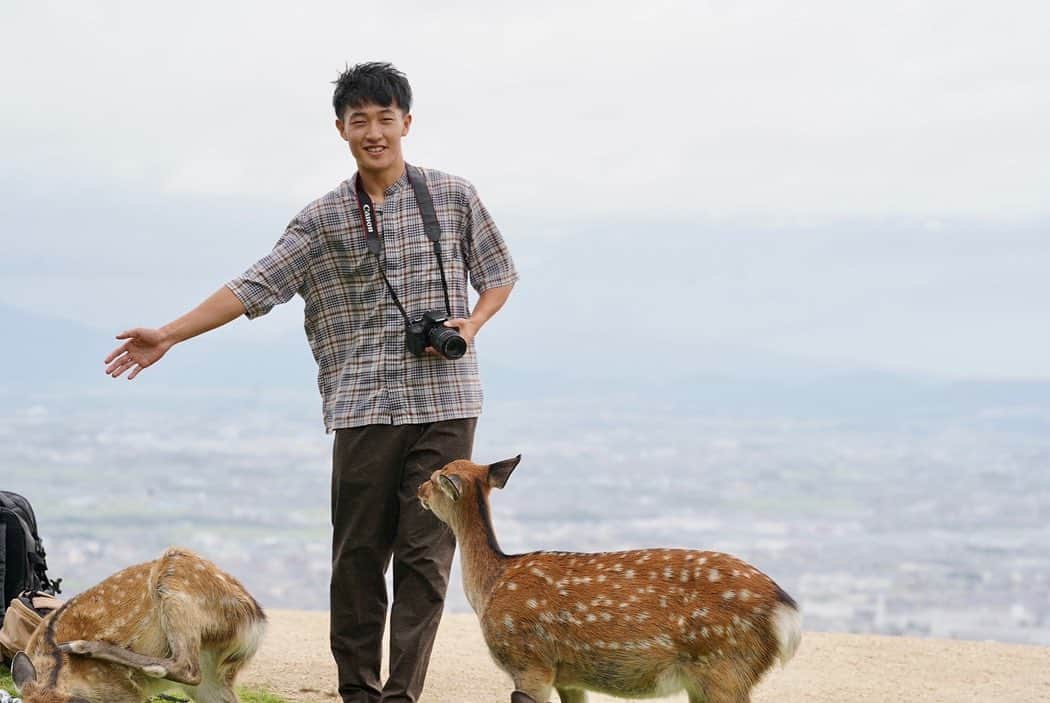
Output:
[558, 589, 569, 596]
[708, 569, 721, 582]
[526, 599, 538, 609]
[680, 570, 689, 582]
[649, 571, 658, 580]
[691, 608, 709, 619]
[739, 589, 752, 600]
[662, 554, 671, 561]
[663, 566, 673, 579]
[698, 557, 708, 565]
[624, 569, 635, 579]
[506, 582, 518, 591]
[597, 574, 607, 583]
[660, 596, 668, 608]
[503, 615, 515, 631]
[586, 614, 597, 622]
[723, 590, 736, 600]
[701, 627, 710, 637]
[576, 602, 588, 612]
[601, 612, 613, 621]
[677, 616, 686, 629]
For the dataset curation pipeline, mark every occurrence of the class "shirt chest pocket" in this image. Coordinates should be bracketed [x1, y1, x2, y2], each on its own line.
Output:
[404, 231, 464, 281]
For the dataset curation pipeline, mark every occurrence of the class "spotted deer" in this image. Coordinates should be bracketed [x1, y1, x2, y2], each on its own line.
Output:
[418, 456, 802, 703]
[10, 547, 266, 703]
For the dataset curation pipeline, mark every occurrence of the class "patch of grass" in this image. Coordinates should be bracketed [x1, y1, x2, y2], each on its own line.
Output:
[1, 662, 16, 696]
[0, 665, 286, 703]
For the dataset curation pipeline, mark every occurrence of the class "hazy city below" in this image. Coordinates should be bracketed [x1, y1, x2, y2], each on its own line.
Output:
[3, 370, 1047, 647]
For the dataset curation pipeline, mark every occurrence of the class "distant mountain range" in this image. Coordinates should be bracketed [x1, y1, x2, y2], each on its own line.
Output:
[3, 303, 1050, 429]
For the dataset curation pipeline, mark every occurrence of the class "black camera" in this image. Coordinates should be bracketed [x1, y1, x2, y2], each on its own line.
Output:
[406, 310, 467, 359]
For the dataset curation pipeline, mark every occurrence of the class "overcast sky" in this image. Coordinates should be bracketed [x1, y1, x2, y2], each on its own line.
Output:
[2, 1, 1049, 380]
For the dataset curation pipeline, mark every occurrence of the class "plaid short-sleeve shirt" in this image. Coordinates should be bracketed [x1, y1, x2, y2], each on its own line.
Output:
[226, 166, 518, 432]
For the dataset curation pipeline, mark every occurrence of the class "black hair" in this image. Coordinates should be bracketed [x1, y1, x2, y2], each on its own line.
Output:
[332, 62, 412, 119]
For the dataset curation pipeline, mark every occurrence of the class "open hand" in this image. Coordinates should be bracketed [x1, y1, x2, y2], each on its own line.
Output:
[104, 328, 173, 380]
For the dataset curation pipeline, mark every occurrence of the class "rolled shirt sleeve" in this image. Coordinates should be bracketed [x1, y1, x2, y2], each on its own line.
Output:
[226, 217, 314, 319]
[463, 185, 519, 293]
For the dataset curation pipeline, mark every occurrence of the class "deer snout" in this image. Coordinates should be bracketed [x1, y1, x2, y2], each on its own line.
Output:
[417, 477, 435, 510]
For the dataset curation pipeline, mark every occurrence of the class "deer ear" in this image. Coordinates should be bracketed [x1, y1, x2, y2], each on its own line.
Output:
[488, 455, 522, 489]
[438, 474, 463, 501]
[11, 650, 38, 690]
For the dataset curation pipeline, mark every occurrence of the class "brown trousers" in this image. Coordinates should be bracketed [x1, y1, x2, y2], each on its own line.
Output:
[330, 418, 477, 703]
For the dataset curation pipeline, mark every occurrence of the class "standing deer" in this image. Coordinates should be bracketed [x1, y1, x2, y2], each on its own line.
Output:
[10, 547, 266, 703]
[418, 456, 802, 703]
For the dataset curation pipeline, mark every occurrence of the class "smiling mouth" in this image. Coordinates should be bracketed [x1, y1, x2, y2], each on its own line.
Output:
[364, 146, 386, 154]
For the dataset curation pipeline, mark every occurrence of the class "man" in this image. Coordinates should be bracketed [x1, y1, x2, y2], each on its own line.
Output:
[104, 62, 517, 703]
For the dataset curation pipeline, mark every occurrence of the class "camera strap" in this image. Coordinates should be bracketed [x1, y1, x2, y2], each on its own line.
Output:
[354, 165, 453, 323]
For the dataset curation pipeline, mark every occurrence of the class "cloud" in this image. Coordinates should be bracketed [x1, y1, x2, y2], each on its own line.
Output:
[3, 1, 1049, 218]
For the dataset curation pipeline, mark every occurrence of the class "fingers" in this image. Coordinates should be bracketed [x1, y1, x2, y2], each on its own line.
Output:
[104, 341, 130, 364]
[105, 352, 141, 379]
[127, 364, 144, 380]
[444, 319, 468, 328]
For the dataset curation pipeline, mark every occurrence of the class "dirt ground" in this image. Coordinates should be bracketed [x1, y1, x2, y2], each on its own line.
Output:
[240, 610, 1049, 703]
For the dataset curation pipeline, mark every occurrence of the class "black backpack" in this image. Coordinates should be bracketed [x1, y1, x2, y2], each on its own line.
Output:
[0, 491, 61, 627]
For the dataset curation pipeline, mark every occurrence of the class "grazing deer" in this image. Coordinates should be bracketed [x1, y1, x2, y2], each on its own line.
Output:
[10, 547, 266, 703]
[418, 456, 801, 703]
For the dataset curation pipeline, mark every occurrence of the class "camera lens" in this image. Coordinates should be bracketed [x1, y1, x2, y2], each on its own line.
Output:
[429, 326, 466, 359]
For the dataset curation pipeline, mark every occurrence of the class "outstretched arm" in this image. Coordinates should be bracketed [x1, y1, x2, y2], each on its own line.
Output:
[104, 285, 246, 380]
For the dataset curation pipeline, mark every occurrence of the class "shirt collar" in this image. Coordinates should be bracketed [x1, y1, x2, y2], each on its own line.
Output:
[351, 167, 409, 200]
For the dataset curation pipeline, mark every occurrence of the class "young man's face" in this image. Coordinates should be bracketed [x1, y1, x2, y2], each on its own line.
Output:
[335, 102, 412, 174]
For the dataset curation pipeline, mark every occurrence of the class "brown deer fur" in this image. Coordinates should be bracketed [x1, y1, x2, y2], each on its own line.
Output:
[418, 456, 802, 703]
[10, 547, 266, 703]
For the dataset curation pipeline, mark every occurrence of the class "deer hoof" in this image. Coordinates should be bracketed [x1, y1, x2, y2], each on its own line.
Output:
[511, 691, 537, 703]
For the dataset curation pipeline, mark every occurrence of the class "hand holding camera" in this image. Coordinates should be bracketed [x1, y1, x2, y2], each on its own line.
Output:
[406, 311, 472, 359]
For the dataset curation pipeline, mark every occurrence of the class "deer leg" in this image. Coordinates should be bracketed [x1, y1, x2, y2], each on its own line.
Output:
[511, 667, 554, 703]
[556, 687, 587, 703]
[58, 640, 201, 685]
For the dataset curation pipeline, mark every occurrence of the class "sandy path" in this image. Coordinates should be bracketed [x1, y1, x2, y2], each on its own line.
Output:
[242, 610, 1050, 703]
